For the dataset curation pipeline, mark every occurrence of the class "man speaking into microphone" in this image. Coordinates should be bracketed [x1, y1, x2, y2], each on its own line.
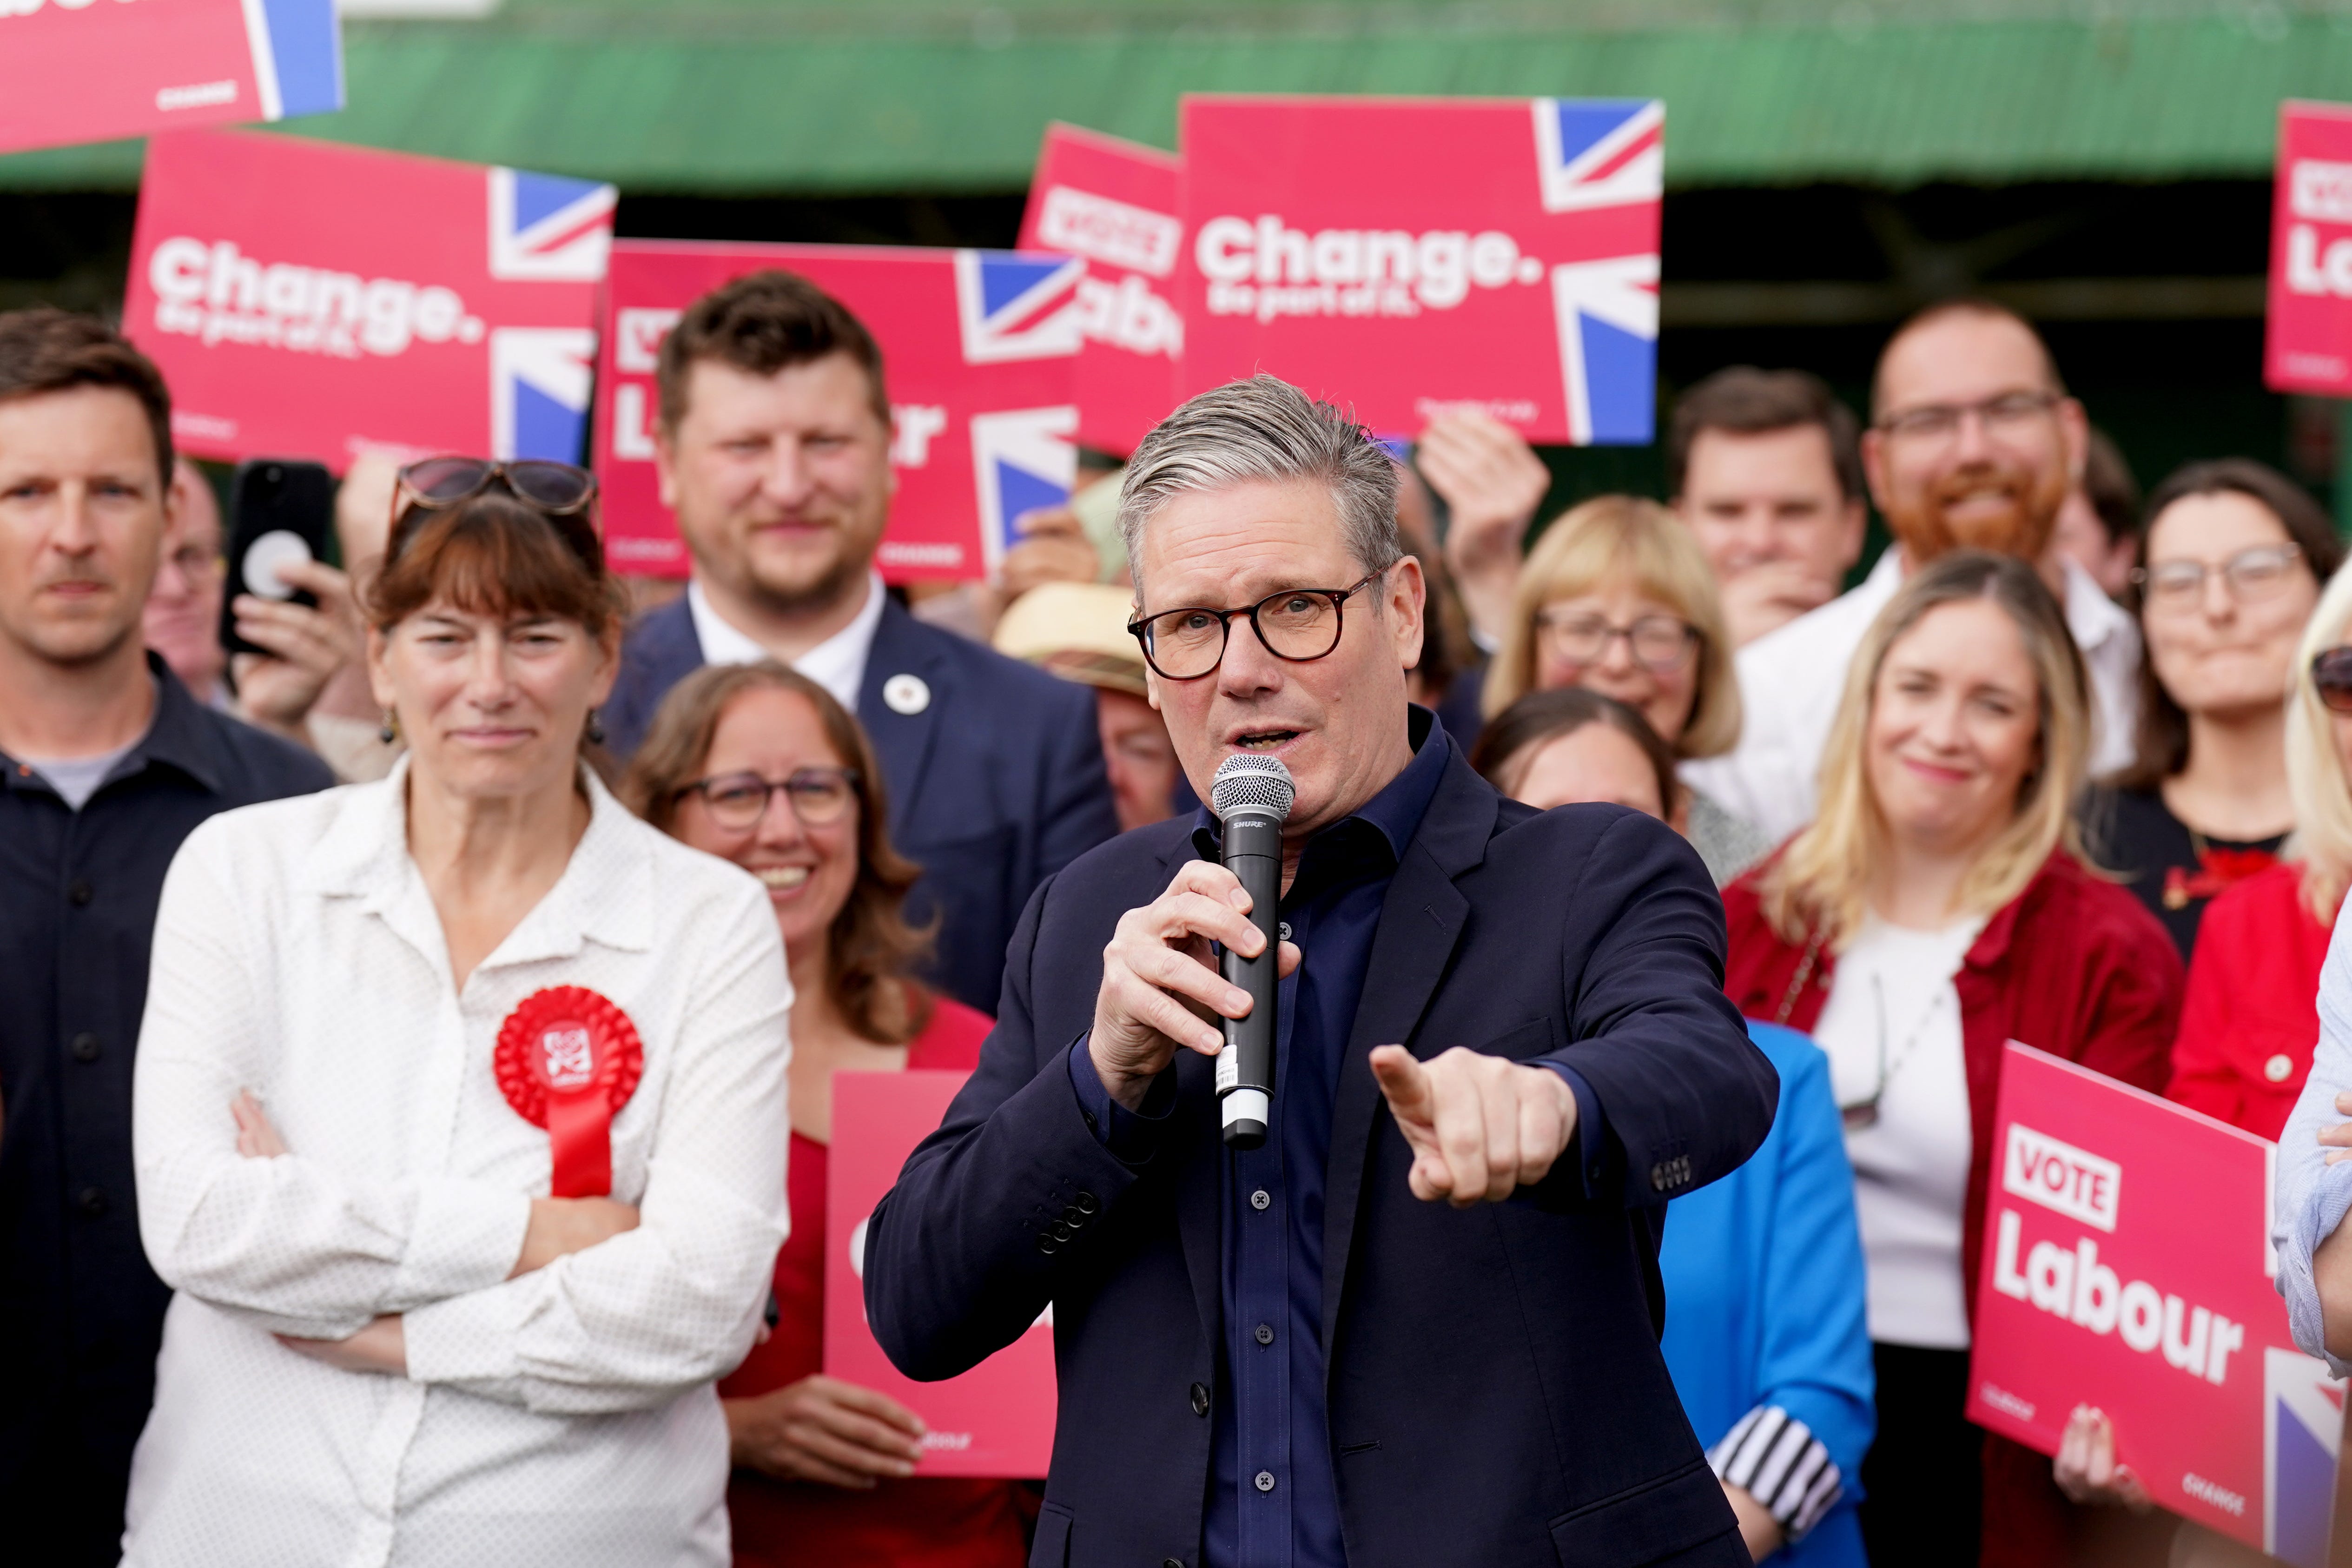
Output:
[865, 376, 1777, 1568]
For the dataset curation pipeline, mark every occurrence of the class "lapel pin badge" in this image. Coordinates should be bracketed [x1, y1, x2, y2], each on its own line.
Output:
[882, 673, 931, 715]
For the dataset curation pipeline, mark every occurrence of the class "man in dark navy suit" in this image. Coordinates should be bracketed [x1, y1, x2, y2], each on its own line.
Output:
[865, 377, 1778, 1568]
[600, 271, 1118, 1012]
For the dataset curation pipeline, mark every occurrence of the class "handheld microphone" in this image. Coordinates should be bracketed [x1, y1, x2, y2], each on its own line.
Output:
[1210, 754, 1295, 1151]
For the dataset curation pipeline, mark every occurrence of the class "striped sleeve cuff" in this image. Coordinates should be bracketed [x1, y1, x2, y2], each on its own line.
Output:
[1709, 1404, 1843, 1543]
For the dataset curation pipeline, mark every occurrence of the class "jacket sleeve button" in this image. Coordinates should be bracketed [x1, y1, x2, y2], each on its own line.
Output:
[1189, 1382, 1210, 1416]
[1073, 1190, 1099, 1214]
[1037, 1234, 1059, 1255]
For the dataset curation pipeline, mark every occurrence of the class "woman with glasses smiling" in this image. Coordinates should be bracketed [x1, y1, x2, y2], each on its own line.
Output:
[623, 662, 1027, 1568]
[2080, 460, 2342, 960]
[1482, 494, 1769, 883]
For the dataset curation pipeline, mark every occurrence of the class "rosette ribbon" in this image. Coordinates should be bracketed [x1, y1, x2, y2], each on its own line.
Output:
[494, 986, 645, 1198]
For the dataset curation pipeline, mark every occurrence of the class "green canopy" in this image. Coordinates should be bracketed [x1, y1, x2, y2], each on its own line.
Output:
[7, 0, 2351, 193]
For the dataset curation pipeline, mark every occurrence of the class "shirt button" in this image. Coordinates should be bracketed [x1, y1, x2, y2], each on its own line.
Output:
[2266, 1053, 2295, 1083]
[67, 879, 93, 907]
[76, 1187, 106, 1217]
[1254, 1470, 1276, 1493]
[70, 1032, 100, 1063]
[1189, 1382, 1210, 1416]
[1254, 1322, 1275, 1346]
[1249, 1188, 1270, 1211]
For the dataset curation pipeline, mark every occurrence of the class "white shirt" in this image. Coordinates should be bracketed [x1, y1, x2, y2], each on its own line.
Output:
[1681, 548, 2141, 843]
[687, 570, 886, 714]
[126, 761, 792, 1568]
[1813, 913, 1984, 1349]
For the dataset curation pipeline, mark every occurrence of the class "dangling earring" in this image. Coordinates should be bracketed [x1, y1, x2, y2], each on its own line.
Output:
[378, 708, 398, 745]
[585, 708, 606, 745]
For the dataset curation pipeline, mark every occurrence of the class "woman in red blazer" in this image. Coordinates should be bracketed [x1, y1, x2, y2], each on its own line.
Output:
[1721, 554, 2182, 1568]
[2171, 560, 2352, 1139]
[627, 661, 1032, 1568]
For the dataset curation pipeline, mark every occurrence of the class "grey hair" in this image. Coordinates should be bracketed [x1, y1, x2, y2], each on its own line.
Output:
[1118, 375, 1402, 591]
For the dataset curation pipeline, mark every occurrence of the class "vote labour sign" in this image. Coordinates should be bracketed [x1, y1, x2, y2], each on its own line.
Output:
[2267, 102, 2352, 397]
[1017, 123, 1184, 457]
[1177, 95, 1662, 443]
[124, 129, 613, 471]
[0, 0, 340, 157]
[1968, 1044, 2342, 1564]
[594, 239, 1079, 581]
[825, 1072, 1055, 1477]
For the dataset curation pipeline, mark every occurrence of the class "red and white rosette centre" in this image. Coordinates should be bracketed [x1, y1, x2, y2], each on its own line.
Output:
[494, 986, 644, 1198]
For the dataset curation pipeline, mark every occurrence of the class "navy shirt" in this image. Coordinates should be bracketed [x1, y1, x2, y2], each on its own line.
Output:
[1070, 715, 1602, 1568]
[0, 657, 331, 1562]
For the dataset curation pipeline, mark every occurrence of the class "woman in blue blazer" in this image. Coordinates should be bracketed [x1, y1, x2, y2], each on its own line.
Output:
[1661, 1022, 1875, 1565]
[1476, 693, 1875, 1564]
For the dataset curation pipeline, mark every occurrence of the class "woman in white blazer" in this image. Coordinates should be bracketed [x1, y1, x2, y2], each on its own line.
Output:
[125, 458, 792, 1568]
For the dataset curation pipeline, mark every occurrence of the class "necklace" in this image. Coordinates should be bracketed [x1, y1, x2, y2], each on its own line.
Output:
[1838, 971, 1950, 1132]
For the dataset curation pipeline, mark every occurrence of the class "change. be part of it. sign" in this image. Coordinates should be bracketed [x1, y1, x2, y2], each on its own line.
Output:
[0, 0, 340, 156]
[124, 129, 612, 471]
[1177, 94, 1662, 443]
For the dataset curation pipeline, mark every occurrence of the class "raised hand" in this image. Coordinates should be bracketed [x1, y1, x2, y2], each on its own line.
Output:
[1367, 1045, 1577, 1206]
[1089, 860, 1301, 1111]
[231, 557, 364, 741]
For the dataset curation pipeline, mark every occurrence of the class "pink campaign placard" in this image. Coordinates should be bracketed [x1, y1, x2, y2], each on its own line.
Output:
[2267, 101, 2352, 396]
[0, 0, 340, 156]
[122, 129, 612, 472]
[1017, 123, 1184, 457]
[592, 240, 1080, 582]
[825, 1071, 1056, 1478]
[1176, 94, 1662, 443]
[1967, 1043, 2342, 1564]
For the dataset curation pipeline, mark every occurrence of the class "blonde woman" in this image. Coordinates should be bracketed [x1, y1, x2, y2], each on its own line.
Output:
[1484, 494, 1766, 882]
[1718, 551, 2181, 1568]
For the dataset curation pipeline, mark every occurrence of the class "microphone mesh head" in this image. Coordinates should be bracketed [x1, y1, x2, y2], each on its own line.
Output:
[1211, 753, 1296, 823]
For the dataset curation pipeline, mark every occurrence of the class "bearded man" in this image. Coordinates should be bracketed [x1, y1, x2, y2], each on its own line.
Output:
[1682, 300, 2140, 840]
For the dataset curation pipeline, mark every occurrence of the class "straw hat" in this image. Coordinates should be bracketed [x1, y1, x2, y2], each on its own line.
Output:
[992, 581, 1149, 699]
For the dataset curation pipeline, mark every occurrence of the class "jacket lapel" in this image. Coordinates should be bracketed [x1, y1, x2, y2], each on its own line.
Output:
[856, 599, 952, 840]
[1319, 751, 1494, 1363]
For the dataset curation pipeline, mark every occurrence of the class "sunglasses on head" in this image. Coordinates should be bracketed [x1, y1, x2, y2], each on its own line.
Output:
[2315, 648, 2352, 715]
[389, 457, 603, 573]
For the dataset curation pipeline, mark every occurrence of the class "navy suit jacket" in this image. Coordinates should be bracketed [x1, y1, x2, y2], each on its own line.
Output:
[602, 592, 1120, 1012]
[864, 740, 1779, 1568]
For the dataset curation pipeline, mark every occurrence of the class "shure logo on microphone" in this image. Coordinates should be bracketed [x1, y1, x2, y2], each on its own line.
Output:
[1194, 215, 1547, 323]
[145, 237, 486, 359]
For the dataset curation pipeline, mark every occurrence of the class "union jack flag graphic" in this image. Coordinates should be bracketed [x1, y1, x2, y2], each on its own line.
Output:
[1531, 98, 1662, 444]
[2266, 1347, 2343, 1567]
[489, 169, 617, 284]
[969, 406, 1078, 575]
[490, 327, 596, 463]
[954, 251, 1086, 366]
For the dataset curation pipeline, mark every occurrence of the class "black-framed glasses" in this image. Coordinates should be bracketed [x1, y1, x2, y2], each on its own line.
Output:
[1127, 570, 1385, 681]
[390, 457, 603, 574]
[2133, 543, 2305, 610]
[2313, 648, 2352, 715]
[1875, 390, 2062, 444]
[1533, 609, 1700, 675]
[678, 767, 861, 831]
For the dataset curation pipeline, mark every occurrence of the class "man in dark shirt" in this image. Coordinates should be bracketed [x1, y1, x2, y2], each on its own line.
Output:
[866, 376, 1777, 1568]
[0, 311, 332, 1564]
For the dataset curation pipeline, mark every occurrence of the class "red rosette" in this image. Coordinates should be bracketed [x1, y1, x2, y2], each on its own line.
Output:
[494, 986, 644, 1198]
